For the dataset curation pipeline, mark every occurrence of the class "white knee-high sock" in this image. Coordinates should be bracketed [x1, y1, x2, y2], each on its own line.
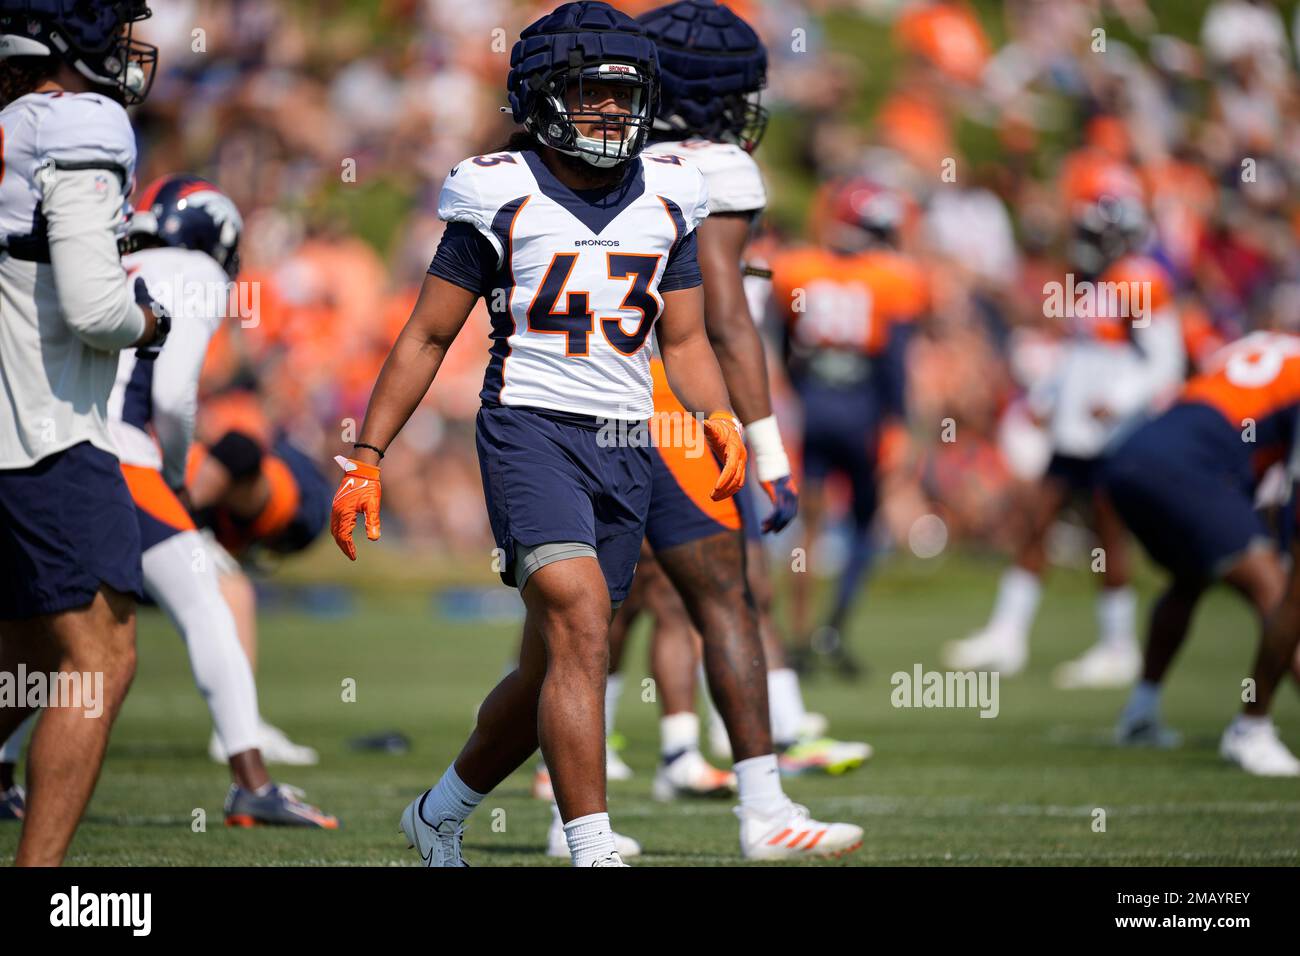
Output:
[1097, 586, 1138, 648]
[767, 669, 807, 747]
[0, 713, 35, 764]
[987, 566, 1042, 640]
[143, 531, 261, 757]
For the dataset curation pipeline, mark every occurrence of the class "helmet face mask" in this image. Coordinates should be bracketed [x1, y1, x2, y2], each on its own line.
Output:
[532, 62, 656, 169]
[0, 1, 159, 106]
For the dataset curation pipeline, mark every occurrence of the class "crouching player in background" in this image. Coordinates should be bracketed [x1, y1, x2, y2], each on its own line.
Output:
[111, 176, 335, 827]
[1105, 331, 1300, 775]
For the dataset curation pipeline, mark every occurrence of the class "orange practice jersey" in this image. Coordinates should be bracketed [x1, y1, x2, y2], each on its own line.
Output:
[768, 247, 927, 355]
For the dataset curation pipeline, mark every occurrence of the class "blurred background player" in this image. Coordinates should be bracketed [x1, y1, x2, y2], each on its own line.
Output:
[773, 176, 927, 679]
[945, 158, 1185, 686]
[333, 1, 750, 866]
[110, 174, 335, 826]
[1106, 330, 1300, 775]
[0, 0, 167, 865]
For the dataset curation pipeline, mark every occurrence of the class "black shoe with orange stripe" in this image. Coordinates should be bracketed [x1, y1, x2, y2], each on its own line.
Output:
[224, 783, 339, 829]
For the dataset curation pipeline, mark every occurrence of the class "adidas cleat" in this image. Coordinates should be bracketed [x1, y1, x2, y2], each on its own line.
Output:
[738, 801, 863, 861]
[224, 783, 339, 829]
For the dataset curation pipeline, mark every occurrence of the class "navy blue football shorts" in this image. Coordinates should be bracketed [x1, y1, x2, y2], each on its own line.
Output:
[1103, 403, 1269, 580]
[476, 404, 652, 604]
[0, 441, 144, 619]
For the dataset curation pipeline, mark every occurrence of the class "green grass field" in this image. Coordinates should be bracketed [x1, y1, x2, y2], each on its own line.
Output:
[4, 552, 1298, 866]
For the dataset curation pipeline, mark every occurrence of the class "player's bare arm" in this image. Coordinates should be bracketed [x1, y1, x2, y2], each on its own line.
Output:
[697, 212, 772, 424]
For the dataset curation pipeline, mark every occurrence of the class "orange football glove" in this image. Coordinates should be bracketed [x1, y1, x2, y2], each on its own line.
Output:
[331, 455, 381, 561]
[701, 411, 747, 501]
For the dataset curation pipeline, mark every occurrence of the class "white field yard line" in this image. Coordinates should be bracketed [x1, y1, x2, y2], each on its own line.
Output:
[605, 796, 1300, 819]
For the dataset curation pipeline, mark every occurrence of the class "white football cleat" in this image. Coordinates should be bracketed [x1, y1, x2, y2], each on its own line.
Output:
[1053, 641, 1140, 690]
[652, 749, 736, 802]
[606, 742, 633, 782]
[545, 805, 642, 859]
[738, 801, 863, 861]
[399, 791, 469, 867]
[942, 628, 1027, 676]
[531, 764, 554, 802]
[1220, 719, 1300, 777]
[590, 851, 629, 867]
[209, 720, 319, 767]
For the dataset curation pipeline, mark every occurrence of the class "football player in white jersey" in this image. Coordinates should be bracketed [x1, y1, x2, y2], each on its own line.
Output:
[330, 1, 746, 867]
[109, 174, 337, 828]
[0, 0, 166, 866]
[944, 161, 1185, 687]
[631, 1, 874, 806]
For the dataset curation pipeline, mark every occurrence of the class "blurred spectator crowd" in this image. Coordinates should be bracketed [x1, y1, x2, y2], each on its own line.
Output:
[131, 0, 1300, 563]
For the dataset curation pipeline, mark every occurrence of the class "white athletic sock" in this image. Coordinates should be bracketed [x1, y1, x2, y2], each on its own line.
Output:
[604, 673, 623, 738]
[0, 713, 35, 764]
[422, 763, 485, 826]
[734, 753, 786, 818]
[768, 669, 807, 747]
[564, 811, 617, 866]
[1097, 586, 1138, 649]
[660, 712, 700, 759]
[1231, 713, 1272, 733]
[987, 566, 1042, 641]
[1122, 679, 1161, 721]
[144, 531, 261, 757]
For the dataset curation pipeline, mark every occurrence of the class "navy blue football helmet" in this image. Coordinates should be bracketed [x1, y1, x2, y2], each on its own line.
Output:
[128, 174, 243, 278]
[507, 1, 659, 169]
[638, 0, 768, 153]
[0, 0, 158, 105]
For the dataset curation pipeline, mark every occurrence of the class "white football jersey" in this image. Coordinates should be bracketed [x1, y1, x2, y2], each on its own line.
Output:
[1044, 311, 1186, 458]
[0, 91, 142, 469]
[644, 138, 766, 215]
[439, 149, 709, 421]
[108, 247, 231, 485]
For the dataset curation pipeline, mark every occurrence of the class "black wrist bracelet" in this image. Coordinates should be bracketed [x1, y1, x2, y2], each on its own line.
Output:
[353, 442, 385, 460]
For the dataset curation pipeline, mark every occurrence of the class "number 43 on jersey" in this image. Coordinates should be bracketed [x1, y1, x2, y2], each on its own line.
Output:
[528, 252, 662, 357]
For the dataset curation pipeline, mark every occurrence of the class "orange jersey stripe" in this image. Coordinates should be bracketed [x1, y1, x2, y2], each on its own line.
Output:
[120, 464, 196, 532]
[249, 455, 301, 541]
[650, 359, 742, 531]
